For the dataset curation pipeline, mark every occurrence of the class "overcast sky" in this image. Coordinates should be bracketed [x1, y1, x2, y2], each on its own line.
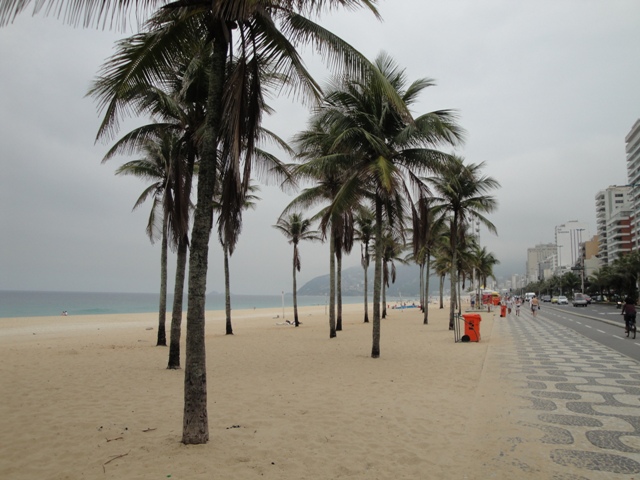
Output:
[1, 1, 639, 295]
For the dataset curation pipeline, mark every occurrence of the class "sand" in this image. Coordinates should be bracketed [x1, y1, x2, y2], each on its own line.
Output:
[0, 302, 543, 479]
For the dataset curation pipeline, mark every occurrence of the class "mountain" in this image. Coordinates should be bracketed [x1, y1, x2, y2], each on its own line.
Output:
[298, 263, 427, 297]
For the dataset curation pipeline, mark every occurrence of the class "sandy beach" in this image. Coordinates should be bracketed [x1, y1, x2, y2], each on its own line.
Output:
[0, 303, 599, 479]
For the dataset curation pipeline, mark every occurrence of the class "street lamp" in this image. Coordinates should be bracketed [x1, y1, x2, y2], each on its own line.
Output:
[577, 228, 585, 292]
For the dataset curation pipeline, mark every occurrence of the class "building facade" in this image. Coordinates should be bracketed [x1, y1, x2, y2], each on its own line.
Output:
[526, 243, 557, 283]
[595, 185, 632, 266]
[626, 119, 640, 249]
[555, 221, 591, 270]
[583, 235, 600, 279]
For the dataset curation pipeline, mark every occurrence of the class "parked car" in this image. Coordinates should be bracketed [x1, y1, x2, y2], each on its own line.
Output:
[572, 293, 588, 307]
[557, 296, 569, 305]
[551, 296, 559, 304]
[541, 295, 551, 302]
[583, 294, 592, 304]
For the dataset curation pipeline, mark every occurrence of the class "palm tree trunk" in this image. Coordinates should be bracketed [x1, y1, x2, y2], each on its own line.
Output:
[157, 221, 168, 346]
[424, 256, 431, 325]
[224, 245, 233, 335]
[449, 217, 458, 330]
[419, 262, 424, 312]
[293, 245, 299, 327]
[329, 227, 337, 338]
[382, 279, 387, 319]
[372, 199, 383, 358]
[168, 236, 188, 369]
[182, 34, 228, 445]
[439, 275, 444, 309]
[363, 253, 369, 323]
[336, 250, 343, 331]
[167, 143, 195, 370]
[457, 276, 462, 315]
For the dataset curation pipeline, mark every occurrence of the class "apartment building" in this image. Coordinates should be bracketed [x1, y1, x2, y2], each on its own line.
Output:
[595, 186, 632, 266]
[626, 119, 640, 248]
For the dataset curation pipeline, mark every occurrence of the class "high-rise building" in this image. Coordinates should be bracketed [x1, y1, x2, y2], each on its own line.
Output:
[555, 221, 591, 269]
[582, 235, 599, 278]
[595, 186, 632, 265]
[626, 119, 640, 248]
[526, 243, 557, 282]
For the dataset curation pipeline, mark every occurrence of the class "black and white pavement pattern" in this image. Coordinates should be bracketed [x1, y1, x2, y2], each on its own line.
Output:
[497, 309, 640, 478]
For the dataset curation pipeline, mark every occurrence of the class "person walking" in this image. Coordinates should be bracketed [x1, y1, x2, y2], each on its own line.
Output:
[515, 298, 521, 316]
[531, 295, 540, 317]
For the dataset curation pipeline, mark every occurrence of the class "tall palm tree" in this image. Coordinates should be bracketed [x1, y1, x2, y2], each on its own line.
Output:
[88, 23, 205, 368]
[334, 211, 355, 331]
[427, 157, 499, 329]
[1, 0, 392, 445]
[380, 228, 407, 318]
[111, 131, 184, 347]
[214, 182, 261, 335]
[287, 116, 359, 338]
[410, 195, 446, 324]
[274, 213, 320, 326]
[355, 208, 375, 323]
[473, 245, 499, 295]
[432, 235, 452, 310]
[313, 53, 464, 357]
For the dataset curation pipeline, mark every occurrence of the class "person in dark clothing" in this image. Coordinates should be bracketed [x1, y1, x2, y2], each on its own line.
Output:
[621, 297, 637, 339]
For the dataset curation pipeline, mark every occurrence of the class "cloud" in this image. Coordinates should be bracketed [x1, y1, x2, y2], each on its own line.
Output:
[1, 2, 639, 294]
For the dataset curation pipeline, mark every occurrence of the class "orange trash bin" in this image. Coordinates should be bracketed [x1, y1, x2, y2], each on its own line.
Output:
[462, 314, 482, 342]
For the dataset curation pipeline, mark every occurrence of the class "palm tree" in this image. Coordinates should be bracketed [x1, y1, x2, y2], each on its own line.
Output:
[313, 53, 464, 357]
[380, 228, 407, 318]
[473, 245, 499, 294]
[427, 157, 499, 329]
[287, 116, 359, 338]
[1, 0, 393, 445]
[88, 24, 205, 368]
[110, 131, 184, 347]
[214, 182, 261, 335]
[355, 208, 375, 323]
[273, 213, 320, 326]
[410, 193, 446, 324]
[334, 211, 355, 331]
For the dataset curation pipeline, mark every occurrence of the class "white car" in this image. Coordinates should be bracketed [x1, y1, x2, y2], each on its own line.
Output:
[557, 296, 569, 305]
[572, 293, 588, 307]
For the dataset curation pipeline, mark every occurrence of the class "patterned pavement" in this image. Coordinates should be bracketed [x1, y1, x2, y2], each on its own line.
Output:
[494, 308, 640, 478]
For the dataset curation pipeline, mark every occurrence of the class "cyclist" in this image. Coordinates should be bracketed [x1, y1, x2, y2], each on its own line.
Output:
[621, 297, 637, 339]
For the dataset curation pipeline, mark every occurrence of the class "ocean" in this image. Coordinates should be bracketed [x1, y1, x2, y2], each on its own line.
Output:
[0, 290, 362, 319]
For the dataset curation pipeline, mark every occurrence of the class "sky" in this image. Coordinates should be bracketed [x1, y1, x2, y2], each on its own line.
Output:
[1, 0, 639, 295]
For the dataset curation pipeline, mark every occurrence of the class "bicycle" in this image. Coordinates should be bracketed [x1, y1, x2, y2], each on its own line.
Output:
[624, 314, 637, 339]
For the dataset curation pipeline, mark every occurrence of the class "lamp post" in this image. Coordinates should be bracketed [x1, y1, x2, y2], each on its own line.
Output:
[577, 228, 585, 293]
[281, 290, 285, 320]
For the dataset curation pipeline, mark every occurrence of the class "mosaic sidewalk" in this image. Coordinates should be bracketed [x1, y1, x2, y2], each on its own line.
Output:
[488, 311, 640, 479]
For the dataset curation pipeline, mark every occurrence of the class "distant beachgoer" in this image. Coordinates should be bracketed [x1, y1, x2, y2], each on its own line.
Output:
[506, 298, 513, 315]
[531, 296, 539, 317]
[515, 299, 521, 316]
[61, 310, 68, 316]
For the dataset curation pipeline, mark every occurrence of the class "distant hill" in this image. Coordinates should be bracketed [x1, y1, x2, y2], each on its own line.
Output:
[298, 263, 431, 297]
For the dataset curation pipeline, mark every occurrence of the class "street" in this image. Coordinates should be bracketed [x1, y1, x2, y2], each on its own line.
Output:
[526, 302, 640, 362]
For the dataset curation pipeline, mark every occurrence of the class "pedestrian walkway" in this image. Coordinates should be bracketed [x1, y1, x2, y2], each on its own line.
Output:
[481, 307, 640, 477]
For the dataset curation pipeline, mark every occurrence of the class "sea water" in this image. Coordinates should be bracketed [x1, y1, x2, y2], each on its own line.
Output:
[0, 290, 360, 318]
